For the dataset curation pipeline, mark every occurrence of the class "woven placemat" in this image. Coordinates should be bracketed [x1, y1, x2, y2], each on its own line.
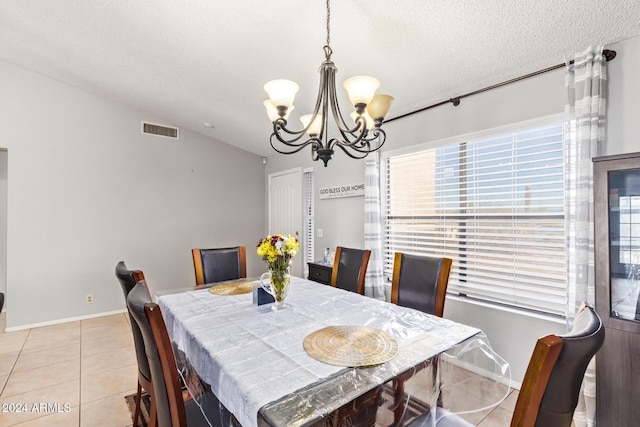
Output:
[303, 325, 399, 367]
[209, 281, 256, 295]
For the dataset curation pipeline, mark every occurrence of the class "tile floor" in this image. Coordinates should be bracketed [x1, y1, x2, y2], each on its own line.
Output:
[0, 312, 517, 426]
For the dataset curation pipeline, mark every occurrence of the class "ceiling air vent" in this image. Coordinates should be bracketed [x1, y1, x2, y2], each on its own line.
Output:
[142, 122, 179, 139]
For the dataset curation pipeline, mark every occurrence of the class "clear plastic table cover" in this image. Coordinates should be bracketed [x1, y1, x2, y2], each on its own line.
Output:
[158, 277, 510, 427]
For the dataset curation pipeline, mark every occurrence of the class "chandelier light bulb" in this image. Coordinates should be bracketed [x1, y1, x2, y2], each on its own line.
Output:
[300, 114, 323, 136]
[264, 100, 294, 122]
[366, 94, 395, 121]
[350, 111, 374, 131]
[264, 79, 299, 110]
[343, 76, 380, 109]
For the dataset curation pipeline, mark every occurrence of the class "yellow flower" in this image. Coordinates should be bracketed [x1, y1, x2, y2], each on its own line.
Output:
[256, 233, 299, 269]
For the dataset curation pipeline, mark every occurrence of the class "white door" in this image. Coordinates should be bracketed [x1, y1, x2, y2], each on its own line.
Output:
[268, 168, 303, 277]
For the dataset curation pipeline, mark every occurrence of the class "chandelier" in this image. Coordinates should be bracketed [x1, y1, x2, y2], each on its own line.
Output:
[263, 0, 394, 167]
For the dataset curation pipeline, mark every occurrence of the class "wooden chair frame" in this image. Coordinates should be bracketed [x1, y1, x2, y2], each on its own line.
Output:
[330, 246, 371, 295]
[192, 246, 247, 286]
[115, 263, 155, 427]
[510, 334, 564, 427]
[145, 302, 189, 426]
[390, 252, 452, 318]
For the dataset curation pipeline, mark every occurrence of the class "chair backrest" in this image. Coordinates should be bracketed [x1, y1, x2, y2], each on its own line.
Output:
[115, 261, 151, 383]
[192, 246, 247, 286]
[127, 281, 186, 427]
[390, 253, 452, 317]
[511, 305, 605, 427]
[330, 247, 371, 295]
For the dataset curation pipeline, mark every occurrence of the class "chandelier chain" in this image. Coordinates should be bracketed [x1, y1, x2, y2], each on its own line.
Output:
[325, 0, 331, 48]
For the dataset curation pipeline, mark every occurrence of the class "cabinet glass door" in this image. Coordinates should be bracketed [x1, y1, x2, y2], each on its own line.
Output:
[608, 169, 640, 321]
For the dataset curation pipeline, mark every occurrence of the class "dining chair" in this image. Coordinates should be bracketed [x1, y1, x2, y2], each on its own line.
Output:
[115, 261, 156, 427]
[330, 246, 371, 295]
[127, 281, 225, 427]
[191, 246, 247, 286]
[390, 253, 453, 317]
[407, 304, 605, 427]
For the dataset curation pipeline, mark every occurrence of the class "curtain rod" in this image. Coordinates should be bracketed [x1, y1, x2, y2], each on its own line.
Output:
[385, 49, 617, 123]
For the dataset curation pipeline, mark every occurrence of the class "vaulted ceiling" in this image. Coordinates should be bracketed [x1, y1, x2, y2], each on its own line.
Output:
[1, 1, 639, 157]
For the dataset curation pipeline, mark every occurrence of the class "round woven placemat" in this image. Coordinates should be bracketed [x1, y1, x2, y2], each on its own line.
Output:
[303, 326, 399, 367]
[208, 281, 255, 295]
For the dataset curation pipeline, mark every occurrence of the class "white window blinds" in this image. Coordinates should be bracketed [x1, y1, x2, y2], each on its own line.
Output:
[384, 123, 566, 316]
[304, 170, 315, 267]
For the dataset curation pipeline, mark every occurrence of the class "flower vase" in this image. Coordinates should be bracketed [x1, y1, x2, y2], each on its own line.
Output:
[260, 267, 290, 310]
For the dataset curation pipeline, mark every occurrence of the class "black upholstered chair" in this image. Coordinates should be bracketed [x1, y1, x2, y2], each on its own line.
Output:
[191, 246, 247, 286]
[0, 292, 4, 313]
[407, 304, 605, 427]
[127, 281, 220, 427]
[390, 253, 452, 317]
[330, 246, 371, 295]
[115, 261, 155, 427]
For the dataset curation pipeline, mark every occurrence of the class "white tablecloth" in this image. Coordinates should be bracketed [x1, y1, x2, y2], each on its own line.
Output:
[158, 277, 480, 427]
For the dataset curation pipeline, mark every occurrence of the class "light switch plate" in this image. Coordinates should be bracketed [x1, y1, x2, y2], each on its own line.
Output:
[317, 228, 323, 237]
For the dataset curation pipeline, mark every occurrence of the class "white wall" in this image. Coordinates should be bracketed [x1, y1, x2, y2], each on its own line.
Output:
[0, 60, 266, 329]
[607, 36, 640, 155]
[265, 36, 640, 384]
[0, 150, 6, 308]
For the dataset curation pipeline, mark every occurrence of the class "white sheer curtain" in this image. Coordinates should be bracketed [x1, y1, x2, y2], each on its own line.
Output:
[364, 153, 385, 300]
[564, 45, 607, 427]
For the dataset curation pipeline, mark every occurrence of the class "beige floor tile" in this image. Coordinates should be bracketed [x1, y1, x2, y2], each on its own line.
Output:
[0, 380, 79, 426]
[1, 359, 80, 398]
[80, 333, 133, 358]
[478, 406, 512, 426]
[26, 321, 80, 340]
[81, 314, 128, 329]
[0, 332, 29, 356]
[0, 374, 8, 391]
[80, 392, 134, 427]
[7, 408, 79, 427]
[80, 364, 137, 404]
[81, 322, 131, 342]
[439, 385, 495, 425]
[0, 352, 19, 376]
[81, 346, 136, 377]
[499, 389, 518, 412]
[21, 330, 81, 354]
[12, 343, 80, 373]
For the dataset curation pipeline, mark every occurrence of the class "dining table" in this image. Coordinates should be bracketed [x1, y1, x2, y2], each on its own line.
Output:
[156, 276, 509, 427]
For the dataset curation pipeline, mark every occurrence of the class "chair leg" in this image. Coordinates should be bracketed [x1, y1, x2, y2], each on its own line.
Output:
[149, 396, 157, 427]
[133, 381, 142, 427]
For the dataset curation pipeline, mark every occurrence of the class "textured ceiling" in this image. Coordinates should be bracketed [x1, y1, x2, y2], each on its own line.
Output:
[1, 1, 639, 157]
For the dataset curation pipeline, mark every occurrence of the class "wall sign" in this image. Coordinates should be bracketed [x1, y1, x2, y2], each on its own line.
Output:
[319, 183, 365, 199]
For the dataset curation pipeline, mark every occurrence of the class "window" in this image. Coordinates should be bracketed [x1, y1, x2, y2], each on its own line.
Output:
[619, 195, 640, 266]
[383, 121, 566, 316]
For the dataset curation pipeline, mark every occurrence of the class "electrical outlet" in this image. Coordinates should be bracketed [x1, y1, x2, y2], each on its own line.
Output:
[86, 294, 94, 304]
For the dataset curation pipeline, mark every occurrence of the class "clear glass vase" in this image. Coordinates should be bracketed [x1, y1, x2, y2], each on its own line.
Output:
[260, 267, 290, 310]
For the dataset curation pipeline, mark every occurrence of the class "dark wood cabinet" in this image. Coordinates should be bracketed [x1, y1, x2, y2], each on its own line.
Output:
[307, 262, 333, 285]
[593, 152, 640, 426]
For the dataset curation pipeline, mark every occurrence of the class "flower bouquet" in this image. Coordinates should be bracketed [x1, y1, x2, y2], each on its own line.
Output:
[257, 234, 299, 309]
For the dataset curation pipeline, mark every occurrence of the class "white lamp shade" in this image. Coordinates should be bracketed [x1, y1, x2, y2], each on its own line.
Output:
[264, 100, 294, 122]
[350, 111, 373, 130]
[366, 94, 394, 120]
[264, 79, 299, 108]
[343, 76, 380, 106]
[300, 114, 323, 136]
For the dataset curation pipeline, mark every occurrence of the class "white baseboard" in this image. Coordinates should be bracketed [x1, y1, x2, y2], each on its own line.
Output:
[4, 309, 127, 332]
